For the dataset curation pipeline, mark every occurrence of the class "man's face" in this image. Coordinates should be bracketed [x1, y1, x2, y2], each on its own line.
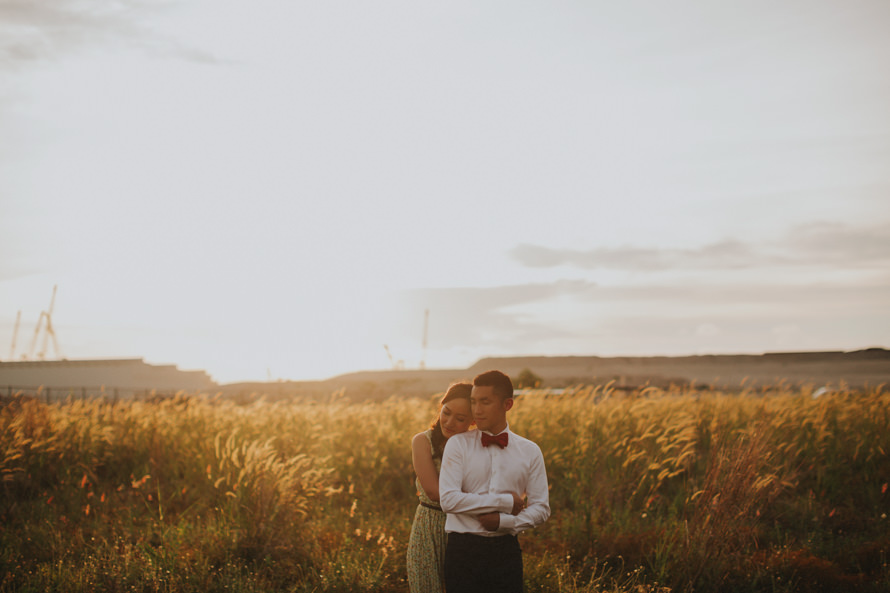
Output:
[470, 385, 512, 433]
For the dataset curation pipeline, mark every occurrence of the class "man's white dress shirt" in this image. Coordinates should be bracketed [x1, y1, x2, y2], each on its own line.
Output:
[439, 425, 550, 536]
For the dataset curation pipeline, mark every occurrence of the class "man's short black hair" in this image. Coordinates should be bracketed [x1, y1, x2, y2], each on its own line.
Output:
[473, 370, 514, 401]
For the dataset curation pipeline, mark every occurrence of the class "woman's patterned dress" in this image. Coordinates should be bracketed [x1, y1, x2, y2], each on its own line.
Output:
[406, 429, 447, 593]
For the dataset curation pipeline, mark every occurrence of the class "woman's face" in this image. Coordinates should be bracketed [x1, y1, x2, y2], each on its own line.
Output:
[439, 398, 473, 439]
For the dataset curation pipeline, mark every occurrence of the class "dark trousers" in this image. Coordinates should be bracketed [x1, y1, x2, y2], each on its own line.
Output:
[444, 532, 523, 593]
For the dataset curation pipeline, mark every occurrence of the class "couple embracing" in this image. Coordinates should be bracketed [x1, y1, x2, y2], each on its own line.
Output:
[407, 370, 551, 593]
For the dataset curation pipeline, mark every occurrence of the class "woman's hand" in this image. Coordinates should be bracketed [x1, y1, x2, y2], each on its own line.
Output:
[510, 492, 526, 515]
[478, 492, 526, 531]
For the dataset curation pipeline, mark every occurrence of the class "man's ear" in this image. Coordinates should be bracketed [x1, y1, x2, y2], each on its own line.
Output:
[503, 398, 514, 412]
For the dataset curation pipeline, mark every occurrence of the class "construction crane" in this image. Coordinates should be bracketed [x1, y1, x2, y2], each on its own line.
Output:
[420, 309, 429, 370]
[8, 310, 21, 360]
[27, 285, 63, 360]
[383, 344, 404, 370]
[38, 285, 61, 360]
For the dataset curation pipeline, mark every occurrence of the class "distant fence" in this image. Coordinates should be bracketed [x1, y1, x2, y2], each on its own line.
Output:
[1, 385, 195, 403]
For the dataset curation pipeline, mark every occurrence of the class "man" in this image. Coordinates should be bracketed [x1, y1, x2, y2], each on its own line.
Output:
[438, 370, 550, 593]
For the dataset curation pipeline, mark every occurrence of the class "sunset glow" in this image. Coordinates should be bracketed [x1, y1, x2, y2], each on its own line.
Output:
[1, 1, 888, 383]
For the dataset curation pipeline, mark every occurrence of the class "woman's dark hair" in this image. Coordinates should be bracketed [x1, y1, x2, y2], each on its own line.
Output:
[430, 381, 473, 460]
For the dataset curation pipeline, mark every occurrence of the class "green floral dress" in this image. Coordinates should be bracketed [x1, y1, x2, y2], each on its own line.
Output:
[406, 429, 447, 593]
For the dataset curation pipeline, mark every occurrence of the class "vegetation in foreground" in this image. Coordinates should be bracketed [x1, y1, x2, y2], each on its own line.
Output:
[1, 382, 888, 592]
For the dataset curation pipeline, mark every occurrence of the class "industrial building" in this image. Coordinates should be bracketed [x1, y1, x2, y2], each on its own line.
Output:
[0, 358, 216, 398]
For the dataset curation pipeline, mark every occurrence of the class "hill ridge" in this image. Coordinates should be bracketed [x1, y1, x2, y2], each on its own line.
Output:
[219, 348, 889, 398]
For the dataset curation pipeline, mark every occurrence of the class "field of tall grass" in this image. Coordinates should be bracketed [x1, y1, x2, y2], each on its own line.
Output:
[1, 382, 888, 592]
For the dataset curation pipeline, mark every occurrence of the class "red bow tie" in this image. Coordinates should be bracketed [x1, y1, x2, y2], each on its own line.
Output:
[481, 432, 508, 448]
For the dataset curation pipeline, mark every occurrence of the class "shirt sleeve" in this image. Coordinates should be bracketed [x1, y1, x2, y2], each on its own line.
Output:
[439, 436, 514, 515]
[496, 443, 550, 534]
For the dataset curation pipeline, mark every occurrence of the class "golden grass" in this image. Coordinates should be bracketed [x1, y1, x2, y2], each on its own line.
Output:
[1, 384, 888, 592]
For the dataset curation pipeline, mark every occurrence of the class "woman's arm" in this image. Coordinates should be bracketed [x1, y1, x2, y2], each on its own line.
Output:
[411, 432, 440, 502]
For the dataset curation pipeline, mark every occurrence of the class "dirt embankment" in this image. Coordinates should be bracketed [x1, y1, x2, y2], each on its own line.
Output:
[218, 348, 890, 400]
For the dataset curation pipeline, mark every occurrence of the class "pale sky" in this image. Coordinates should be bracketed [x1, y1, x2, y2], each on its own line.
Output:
[1, 1, 888, 383]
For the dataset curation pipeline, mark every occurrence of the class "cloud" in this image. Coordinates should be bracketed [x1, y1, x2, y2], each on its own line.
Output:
[398, 280, 597, 349]
[509, 220, 890, 272]
[0, 0, 137, 64]
[786, 221, 890, 267]
[591, 282, 890, 353]
[397, 276, 890, 359]
[0, 264, 41, 283]
[510, 240, 765, 271]
[410, 279, 890, 313]
[0, 0, 222, 66]
[151, 43, 230, 65]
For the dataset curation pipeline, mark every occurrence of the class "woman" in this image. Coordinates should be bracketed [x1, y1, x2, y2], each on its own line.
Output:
[407, 382, 474, 593]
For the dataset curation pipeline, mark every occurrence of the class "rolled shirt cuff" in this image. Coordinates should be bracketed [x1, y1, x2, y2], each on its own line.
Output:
[497, 493, 513, 514]
[498, 513, 517, 532]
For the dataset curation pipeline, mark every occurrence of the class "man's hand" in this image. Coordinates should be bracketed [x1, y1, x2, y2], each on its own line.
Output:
[510, 492, 526, 516]
[478, 512, 500, 531]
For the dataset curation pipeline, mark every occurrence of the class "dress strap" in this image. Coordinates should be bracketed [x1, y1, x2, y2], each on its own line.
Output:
[424, 428, 439, 456]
